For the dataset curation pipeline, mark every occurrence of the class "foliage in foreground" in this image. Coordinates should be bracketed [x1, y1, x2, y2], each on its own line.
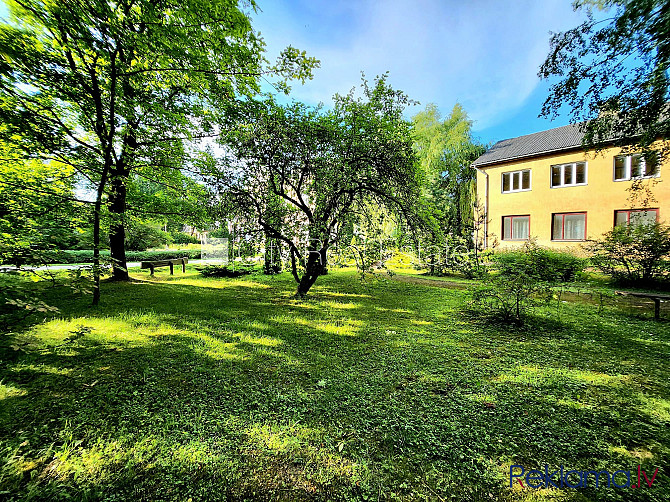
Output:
[0, 270, 668, 501]
[539, 0, 670, 162]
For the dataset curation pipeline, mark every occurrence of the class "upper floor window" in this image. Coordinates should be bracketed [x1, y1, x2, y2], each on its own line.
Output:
[614, 154, 658, 181]
[502, 215, 530, 240]
[615, 208, 659, 227]
[551, 162, 587, 188]
[501, 169, 531, 193]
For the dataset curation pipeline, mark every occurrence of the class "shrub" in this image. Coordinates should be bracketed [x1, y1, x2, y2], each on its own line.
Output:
[171, 232, 201, 245]
[125, 223, 172, 251]
[197, 263, 258, 278]
[469, 242, 572, 326]
[493, 242, 586, 282]
[586, 222, 670, 285]
[471, 273, 552, 326]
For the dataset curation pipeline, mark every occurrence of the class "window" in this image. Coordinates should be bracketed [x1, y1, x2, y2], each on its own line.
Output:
[613, 154, 658, 181]
[615, 209, 659, 227]
[551, 162, 587, 187]
[501, 169, 531, 193]
[552, 212, 586, 241]
[503, 215, 530, 240]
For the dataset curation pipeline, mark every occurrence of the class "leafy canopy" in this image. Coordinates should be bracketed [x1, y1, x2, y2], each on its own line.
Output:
[214, 75, 421, 296]
[539, 0, 670, 160]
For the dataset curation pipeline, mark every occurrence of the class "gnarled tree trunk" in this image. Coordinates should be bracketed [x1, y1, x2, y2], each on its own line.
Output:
[295, 246, 328, 298]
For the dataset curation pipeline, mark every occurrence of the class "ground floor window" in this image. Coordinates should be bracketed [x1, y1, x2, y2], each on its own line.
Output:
[615, 208, 659, 227]
[552, 212, 586, 241]
[502, 215, 530, 240]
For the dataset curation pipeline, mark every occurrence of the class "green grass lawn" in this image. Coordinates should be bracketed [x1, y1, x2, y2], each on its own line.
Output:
[1, 269, 669, 501]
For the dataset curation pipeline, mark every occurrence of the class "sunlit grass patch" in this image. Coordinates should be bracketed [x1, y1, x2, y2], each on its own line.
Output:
[0, 382, 27, 400]
[638, 396, 670, 422]
[610, 446, 655, 460]
[493, 365, 626, 388]
[292, 317, 363, 337]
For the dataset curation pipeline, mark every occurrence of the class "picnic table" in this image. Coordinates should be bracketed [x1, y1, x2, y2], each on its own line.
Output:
[140, 257, 188, 276]
[615, 290, 670, 320]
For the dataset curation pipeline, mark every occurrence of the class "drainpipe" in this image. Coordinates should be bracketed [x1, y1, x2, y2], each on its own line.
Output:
[473, 165, 489, 249]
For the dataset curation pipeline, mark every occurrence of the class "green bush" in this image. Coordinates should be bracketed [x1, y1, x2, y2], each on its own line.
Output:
[197, 263, 258, 278]
[125, 223, 172, 251]
[170, 231, 201, 245]
[493, 243, 586, 282]
[470, 242, 582, 326]
[586, 222, 670, 285]
[470, 273, 552, 326]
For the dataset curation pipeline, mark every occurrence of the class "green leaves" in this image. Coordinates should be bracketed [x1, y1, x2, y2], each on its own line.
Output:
[539, 0, 670, 161]
[216, 76, 421, 295]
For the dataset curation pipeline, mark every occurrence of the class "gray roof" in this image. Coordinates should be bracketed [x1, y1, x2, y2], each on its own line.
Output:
[472, 123, 586, 168]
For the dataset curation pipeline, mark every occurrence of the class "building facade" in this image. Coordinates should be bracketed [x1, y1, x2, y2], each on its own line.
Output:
[472, 124, 669, 250]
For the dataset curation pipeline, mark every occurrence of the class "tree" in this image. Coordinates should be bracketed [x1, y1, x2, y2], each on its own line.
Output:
[410, 103, 486, 275]
[539, 0, 670, 161]
[213, 76, 421, 297]
[412, 104, 486, 240]
[0, 0, 317, 304]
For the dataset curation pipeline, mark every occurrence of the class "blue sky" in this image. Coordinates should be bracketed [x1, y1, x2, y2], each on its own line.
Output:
[251, 0, 591, 145]
[0, 0, 591, 146]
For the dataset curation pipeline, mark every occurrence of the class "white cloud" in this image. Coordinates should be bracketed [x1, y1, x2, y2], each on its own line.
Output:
[253, 0, 586, 129]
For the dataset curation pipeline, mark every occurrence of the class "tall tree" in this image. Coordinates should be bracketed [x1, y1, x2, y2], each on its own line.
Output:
[0, 0, 317, 303]
[214, 76, 421, 297]
[539, 0, 670, 161]
[411, 103, 485, 240]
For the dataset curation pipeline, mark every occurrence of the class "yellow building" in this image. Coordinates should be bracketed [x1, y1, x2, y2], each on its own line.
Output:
[472, 123, 669, 250]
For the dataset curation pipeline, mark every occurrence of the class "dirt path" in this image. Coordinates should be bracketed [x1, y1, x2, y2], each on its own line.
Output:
[384, 273, 469, 290]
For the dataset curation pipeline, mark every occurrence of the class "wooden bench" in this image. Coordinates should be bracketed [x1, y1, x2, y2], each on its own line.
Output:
[615, 290, 670, 320]
[141, 257, 188, 276]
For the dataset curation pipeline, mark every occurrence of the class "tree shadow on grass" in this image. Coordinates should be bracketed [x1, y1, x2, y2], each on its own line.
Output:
[2, 272, 670, 501]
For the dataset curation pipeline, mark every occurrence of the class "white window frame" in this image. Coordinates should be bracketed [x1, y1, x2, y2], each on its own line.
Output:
[613, 154, 659, 181]
[501, 169, 531, 193]
[550, 161, 588, 188]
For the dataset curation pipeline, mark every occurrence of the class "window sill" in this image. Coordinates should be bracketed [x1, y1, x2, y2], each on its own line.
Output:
[550, 183, 588, 189]
[501, 189, 532, 194]
[613, 175, 660, 182]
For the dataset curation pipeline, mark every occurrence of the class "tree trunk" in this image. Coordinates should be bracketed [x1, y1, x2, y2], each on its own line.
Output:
[108, 174, 129, 281]
[92, 200, 102, 306]
[295, 247, 328, 298]
[264, 234, 282, 274]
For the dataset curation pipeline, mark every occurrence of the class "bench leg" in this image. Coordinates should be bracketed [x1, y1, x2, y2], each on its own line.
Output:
[182, 260, 186, 273]
[654, 299, 661, 320]
[150, 265, 154, 276]
[169, 263, 174, 275]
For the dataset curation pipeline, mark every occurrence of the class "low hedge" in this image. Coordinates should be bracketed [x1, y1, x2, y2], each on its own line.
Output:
[493, 246, 587, 282]
[52, 249, 203, 264]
